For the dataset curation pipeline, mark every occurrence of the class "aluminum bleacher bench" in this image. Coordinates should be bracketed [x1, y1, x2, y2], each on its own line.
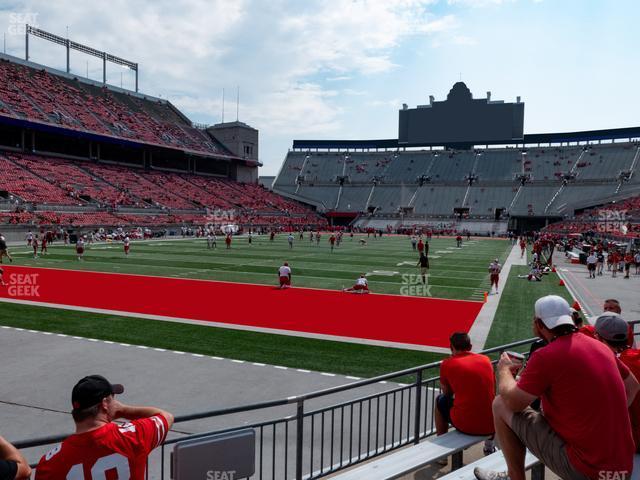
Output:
[633, 455, 640, 480]
[330, 431, 486, 480]
[439, 452, 640, 480]
[438, 450, 542, 480]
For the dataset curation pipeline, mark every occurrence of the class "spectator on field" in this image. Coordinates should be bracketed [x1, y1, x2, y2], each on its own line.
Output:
[0, 435, 31, 480]
[474, 295, 636, 480]
[594, 313, 640, 452]
[35, 375, 174, 480]
[586, 251, 597, 278]
[436, 333, 496, 457]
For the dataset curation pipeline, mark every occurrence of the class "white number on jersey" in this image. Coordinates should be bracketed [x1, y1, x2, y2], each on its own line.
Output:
[66, 453, 131, 480]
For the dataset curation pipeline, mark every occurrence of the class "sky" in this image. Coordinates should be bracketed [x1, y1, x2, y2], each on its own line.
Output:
[0, 0, 638, 175]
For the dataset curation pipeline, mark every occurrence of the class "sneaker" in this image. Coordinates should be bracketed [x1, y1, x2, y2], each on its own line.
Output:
[474, 467, 510, 480]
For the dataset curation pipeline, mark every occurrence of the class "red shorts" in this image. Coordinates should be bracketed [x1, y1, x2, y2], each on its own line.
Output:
[353, 284, 368, 291]
[279, 276, 290, 286]
[76, 247, 84, 254]
[124, 246, 130, 253]
[490, 273, 499, 284]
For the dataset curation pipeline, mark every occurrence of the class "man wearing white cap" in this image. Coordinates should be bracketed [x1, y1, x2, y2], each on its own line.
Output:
[474, 295, 637, 480]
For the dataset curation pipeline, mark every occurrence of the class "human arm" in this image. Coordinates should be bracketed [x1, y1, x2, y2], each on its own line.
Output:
[496, 353, 536, 412]
[112, 400, 175, 430]
[0, 435, 31, 480]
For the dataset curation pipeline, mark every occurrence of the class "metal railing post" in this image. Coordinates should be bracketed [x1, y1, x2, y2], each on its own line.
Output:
[413, 369, 423, 444]
[295, 399, 304, 480]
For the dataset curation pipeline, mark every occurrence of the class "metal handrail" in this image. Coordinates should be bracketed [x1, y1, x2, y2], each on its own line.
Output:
[12, 322, 639, 479]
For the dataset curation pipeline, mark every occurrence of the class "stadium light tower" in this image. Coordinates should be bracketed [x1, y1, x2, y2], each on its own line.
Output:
[25, 25, 139, 92]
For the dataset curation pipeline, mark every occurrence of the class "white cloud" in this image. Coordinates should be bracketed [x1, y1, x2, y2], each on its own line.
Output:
[0, 0, 456, 172]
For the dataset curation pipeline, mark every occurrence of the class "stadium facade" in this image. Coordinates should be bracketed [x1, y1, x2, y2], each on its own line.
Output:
[272, 82, 640, 234]
[0, 51, 326, 236]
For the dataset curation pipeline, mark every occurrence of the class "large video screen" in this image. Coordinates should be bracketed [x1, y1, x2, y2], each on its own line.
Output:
[398, 98, 524, 145]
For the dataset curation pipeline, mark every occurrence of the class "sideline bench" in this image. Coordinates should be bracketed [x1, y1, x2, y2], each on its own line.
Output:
[330, 431, 486, 480]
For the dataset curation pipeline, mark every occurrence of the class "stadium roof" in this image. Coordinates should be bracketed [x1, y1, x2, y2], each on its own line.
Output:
[292, 125, 640, 150]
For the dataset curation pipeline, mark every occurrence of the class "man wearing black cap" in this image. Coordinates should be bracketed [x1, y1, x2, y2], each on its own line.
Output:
[0, 435, 30, 480]
[35, 375, 174, 480]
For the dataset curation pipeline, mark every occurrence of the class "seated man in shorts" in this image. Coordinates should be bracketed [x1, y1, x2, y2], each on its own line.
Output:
[475, 295, 637, 480]
[437, 333, 496, 458]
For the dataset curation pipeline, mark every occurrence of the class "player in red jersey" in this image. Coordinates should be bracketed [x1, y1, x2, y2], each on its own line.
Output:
[35, 375, 173, 480]
[123, 236, 131, 256]
[32, 235, 39, 259]
[40, 235, 48, 255]
[225, 234, 232, 249]
[519, 238, 526, 258]
[456, 235, 462, 248]
[488, 258, 501, 295]
[329, 234, 336, 252]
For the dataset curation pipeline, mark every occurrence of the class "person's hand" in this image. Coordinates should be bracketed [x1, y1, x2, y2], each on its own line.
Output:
[110, 398, 127, 419]
[498, 352, 521, 376]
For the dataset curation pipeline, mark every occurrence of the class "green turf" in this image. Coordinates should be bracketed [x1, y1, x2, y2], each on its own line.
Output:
[0, 235, 517, 376]
[0, 302, 443, 378]
[9, 234, 511, 301]
[484, 265, 574, 349]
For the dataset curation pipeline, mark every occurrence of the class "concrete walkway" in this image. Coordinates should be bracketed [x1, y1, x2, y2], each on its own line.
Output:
[468, 243, 527, 351]
[556, 257, 640, 322]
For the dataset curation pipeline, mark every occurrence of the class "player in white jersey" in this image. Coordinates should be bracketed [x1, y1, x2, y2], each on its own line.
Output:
[26, 230, 33, 246]
[488, 258, 502, 294]
[123, 236, 130, 256]
[278, 262, 292, 288]
[76, 238, 85, 261]
[207, 231, 216, 249]
[288, 234, 294, 249]
[343, 274, 369, 293]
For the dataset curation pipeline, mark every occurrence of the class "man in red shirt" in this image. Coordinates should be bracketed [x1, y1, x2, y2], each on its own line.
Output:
[580, 299, 634, 347]
[437, 333, 496, 455]
[35, 375, 174, 480]
[475, 295, 637, 480]
[594, 313, 640, 453]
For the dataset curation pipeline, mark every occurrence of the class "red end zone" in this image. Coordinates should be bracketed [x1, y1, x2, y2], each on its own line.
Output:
[0, 266, 482, 349]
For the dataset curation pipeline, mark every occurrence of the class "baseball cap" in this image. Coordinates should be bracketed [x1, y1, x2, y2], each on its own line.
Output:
[534, 295, 574, 329]
[594, 313, 629, 343]
[71, 375, 124, 411]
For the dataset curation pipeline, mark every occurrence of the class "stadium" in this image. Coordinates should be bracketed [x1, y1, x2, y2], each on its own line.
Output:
[0, 10, 639, 480]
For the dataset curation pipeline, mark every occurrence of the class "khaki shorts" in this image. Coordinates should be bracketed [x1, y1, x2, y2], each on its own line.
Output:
[511, 408, 589, 480]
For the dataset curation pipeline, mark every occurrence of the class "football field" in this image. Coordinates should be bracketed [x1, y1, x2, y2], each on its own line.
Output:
[0, 233, 565, 378]
[6, 233, 510, 301]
